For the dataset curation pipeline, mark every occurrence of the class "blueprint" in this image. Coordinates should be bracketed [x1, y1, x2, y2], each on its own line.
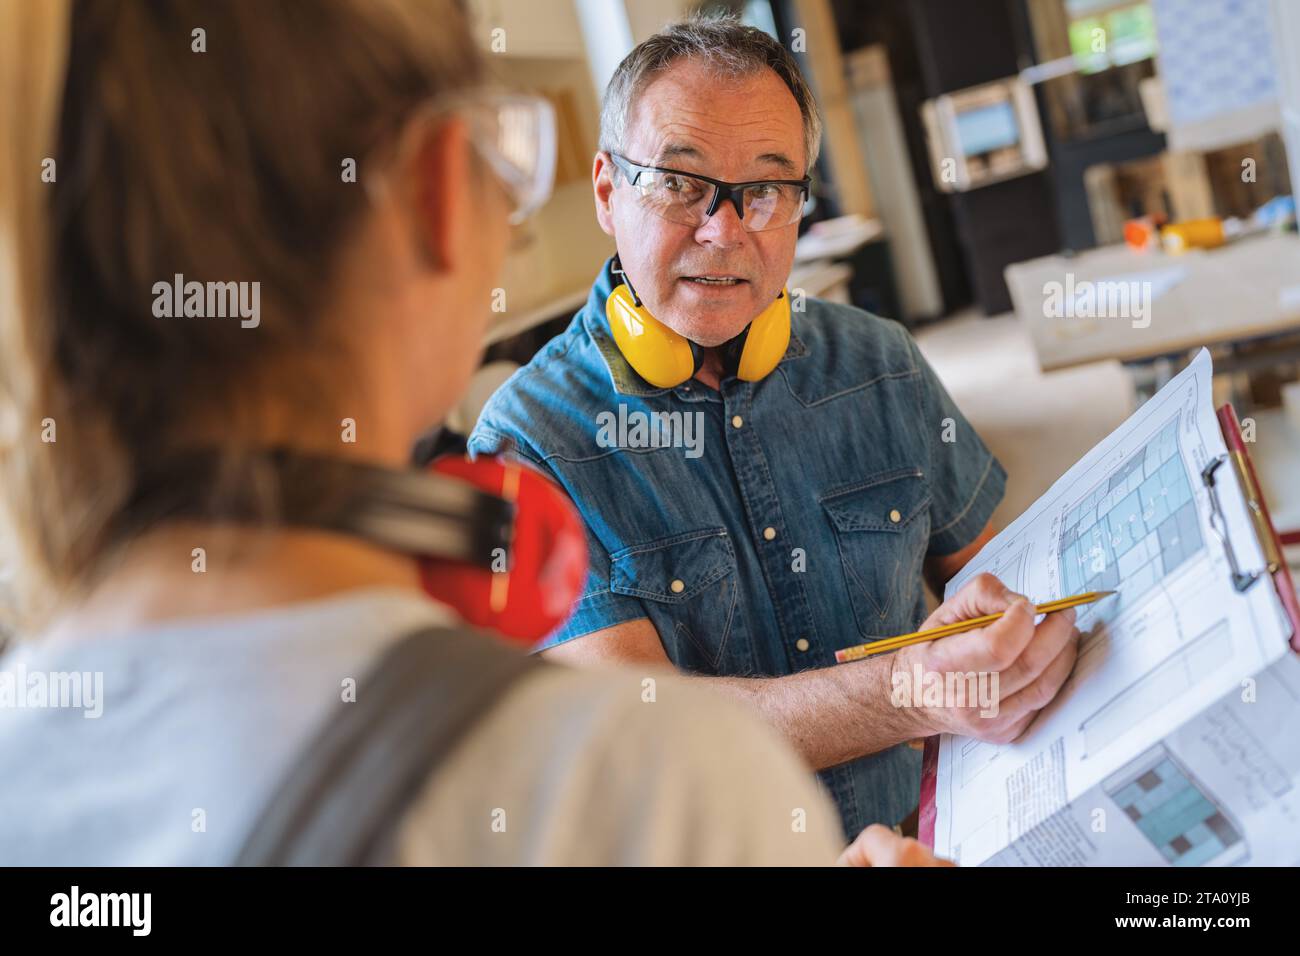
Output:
[934, 349, 1298, 865]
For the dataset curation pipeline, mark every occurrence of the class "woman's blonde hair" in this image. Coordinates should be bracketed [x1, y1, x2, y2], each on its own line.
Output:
[0, 0, 484, 630]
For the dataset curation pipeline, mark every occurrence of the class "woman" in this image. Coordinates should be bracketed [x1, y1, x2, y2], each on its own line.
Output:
[0, 0, 948, 865]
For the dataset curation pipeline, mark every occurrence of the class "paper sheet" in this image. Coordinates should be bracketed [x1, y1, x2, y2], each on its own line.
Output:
[934, 349, 1298, 865]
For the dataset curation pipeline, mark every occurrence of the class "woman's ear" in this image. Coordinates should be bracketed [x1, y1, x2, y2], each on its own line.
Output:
[411, 116, 471, 272]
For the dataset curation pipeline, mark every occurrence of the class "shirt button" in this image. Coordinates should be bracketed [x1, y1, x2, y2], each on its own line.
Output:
[889, 509, 902, 523]
[731, 415, 743, 428]
[670, 579, 685, 594]
[795, 638, 810, 652]
[763, 526, 776, 541]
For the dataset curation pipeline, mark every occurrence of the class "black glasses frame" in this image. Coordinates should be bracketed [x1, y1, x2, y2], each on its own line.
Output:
[609, 152, 811, 227]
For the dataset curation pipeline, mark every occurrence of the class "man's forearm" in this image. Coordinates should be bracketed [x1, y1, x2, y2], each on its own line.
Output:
[543, 618, 933, 770]
[685, 657, 928, 770]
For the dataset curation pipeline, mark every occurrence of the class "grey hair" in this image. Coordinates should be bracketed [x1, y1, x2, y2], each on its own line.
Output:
[599, 14, 822, 171]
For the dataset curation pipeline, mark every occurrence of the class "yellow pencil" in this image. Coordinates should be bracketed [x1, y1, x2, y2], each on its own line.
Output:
[833, 590, 1115, 663]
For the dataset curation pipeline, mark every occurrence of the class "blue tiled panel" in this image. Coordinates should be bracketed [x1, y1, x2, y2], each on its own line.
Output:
[1151, 0, 1278, 127]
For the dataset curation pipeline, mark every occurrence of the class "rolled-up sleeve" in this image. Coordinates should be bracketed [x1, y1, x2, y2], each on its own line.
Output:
[541, 531, 648, 649]
[467, 421, 648, 652]
[907, 336, 1007, 556]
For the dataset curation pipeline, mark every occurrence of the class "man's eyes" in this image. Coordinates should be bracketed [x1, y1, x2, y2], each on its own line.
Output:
[655, 176, 783, 191]
[640, 171, 795, 201]
[660, 174, 704, 195]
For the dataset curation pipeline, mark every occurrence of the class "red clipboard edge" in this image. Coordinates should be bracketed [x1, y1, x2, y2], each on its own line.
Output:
[1217, 404, 1300, 651]
[919, 735, 939, 849]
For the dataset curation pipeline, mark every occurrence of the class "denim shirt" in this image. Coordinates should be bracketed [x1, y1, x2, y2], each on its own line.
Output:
[469, 257, 1006, 838]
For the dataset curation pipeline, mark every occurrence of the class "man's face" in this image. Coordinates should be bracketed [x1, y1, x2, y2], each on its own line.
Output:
[594, 59, 806, 347]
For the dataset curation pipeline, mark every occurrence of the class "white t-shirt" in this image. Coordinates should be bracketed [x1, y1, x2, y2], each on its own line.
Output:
[0, 588, 844, 865]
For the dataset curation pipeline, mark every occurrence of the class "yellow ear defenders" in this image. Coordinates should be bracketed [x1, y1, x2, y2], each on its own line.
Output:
[605, 256, 791, 389]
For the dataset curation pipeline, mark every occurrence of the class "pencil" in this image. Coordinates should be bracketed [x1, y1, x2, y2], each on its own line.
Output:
[832, 590, 1115, 663]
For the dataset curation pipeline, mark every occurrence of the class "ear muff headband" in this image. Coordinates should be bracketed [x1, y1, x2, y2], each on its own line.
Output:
[605, 257, 790, 389]
[122, 448, 588, 644]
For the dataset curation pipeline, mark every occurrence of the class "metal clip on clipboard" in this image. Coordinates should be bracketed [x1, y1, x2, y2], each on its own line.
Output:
[1201, 452, 1283, 593]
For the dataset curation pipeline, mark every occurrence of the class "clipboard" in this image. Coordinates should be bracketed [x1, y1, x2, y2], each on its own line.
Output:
[918, 403, 1300, 850]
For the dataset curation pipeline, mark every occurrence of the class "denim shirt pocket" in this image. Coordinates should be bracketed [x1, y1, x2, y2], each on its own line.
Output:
[820, 468, 932, 640]
[609, 528, 743, 674]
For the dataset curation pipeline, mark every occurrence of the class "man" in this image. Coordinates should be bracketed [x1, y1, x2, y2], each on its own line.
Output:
[470, 15, 1078, 838]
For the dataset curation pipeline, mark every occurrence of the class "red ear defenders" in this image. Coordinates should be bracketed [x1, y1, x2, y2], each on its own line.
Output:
[419, 453, 588, 643]
[125, 446, 588, 645]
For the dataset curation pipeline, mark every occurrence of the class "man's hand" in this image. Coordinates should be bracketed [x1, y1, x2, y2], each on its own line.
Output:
[894, 572, 1080, 744]
[837, 824, 955, 867]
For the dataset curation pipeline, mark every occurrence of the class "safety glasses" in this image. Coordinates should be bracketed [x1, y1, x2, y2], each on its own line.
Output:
[608, 152, 810, 233]
[366, 91, 557, 225]
[466, 92, 557, 224]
